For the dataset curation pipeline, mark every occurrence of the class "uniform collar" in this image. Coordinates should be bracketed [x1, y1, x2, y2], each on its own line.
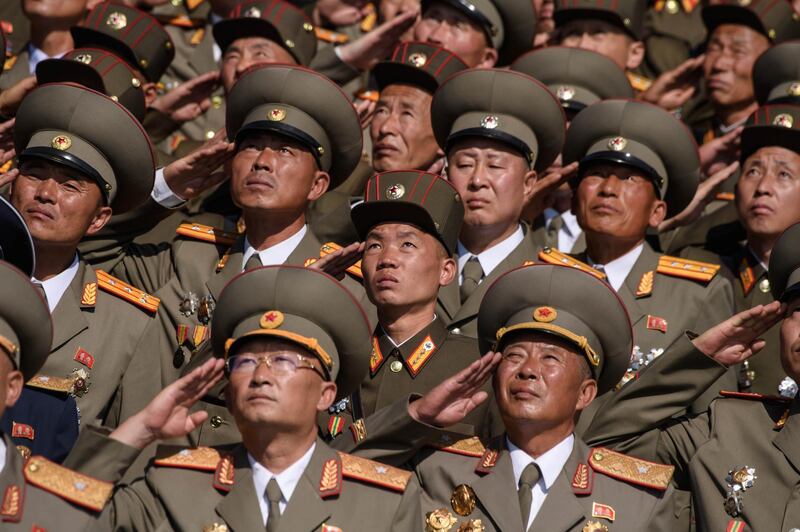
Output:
[27, 43, 66, 74]
[507, 434, 574, 492]
[247, 441, 316, 526]
[242, 226, 307, 270]
[457, 224, 525, 280]
[587, 243, 644, 292]
[32, 254, 80, 313]
[371, 316, 448, 377]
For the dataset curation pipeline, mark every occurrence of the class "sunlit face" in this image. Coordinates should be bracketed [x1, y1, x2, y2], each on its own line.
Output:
[703, 24, 769, 110]
[413, 1, 496, 67]
[220, 37, 297, 93]
[780, 297, 800, 381]
[558, 19, 643, 70]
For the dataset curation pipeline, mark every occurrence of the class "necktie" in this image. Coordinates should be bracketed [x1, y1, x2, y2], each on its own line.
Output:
[518, 462, 541, 531]
[34, 282, 48, 307]
[265, 478, 283, 532]
[460, 256, 484, 303]
[245, 253, 263, 272]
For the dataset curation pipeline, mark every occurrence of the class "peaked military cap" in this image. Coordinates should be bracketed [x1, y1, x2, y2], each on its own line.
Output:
[702, 0, 800, 43]
[0, 261, 52, 381]
[420, 0, 536, 64]
[36, 47, 147, 122]
[563, 99, 700, 218]
[213, 0, 318, 66]
[769, 222, 800, 302]
[740, 104, 800, 162]
[351, 171, 464, 255]
[71, 2, 176, 82]
[372, 42, 468, 93]
[211, 265, 373, 400]
[554, 0, 646, 40]
[14, 83, 156, 214]
[511, 47, 634, 113]
[0, 196, 35, 277]
[478, 263, 632, 394]
[753, 41, 800, 105]
[226, 64, 362, 187]
[431, 68, 565, 172]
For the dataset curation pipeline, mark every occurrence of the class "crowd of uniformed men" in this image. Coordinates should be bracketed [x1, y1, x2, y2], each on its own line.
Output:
[0, 0, 799, 530]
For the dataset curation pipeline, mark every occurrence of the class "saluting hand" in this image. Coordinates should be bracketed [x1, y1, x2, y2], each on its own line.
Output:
[162, 129, 234, 200]
[640, 55, 704, 112]
[337, 9, 418, 71]
[109, 358, 225, 449]
[150, 71, 221, 124]
[0, 118, 16, 173]
[307, 241, 364, 281]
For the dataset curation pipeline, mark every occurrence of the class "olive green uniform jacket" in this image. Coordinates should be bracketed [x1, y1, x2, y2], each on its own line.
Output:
[0, 47, 30, 92]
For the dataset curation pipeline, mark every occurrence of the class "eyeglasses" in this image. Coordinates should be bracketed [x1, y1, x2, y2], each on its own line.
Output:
[225, 352, 327, 379]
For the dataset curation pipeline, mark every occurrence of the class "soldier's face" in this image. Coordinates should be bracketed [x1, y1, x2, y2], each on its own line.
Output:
[11, 159, 112, 252]
[226, 338, 337, 435]
[0, 353, 24, 420]
[220, 37, 297, 93]
[736, 146, 800, 241]
[371, 84, 441, 173]
[414, 2, 497, 68]
[573, 162, 666, 244]
[780, 297, 800, 381]
[558, 19, 644, 70]
[23, 0, 87, 24]
[447, 137, 536, 235]
[704, 24, 770, 110]
[362, 223, 456, 310]
[493, 331, 596, 434]
[230, 131, 330, 216]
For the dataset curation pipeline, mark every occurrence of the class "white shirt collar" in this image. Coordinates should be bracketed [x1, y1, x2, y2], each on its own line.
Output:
[32, 255, 80, 313]
[381, 315, 437, 348]
[242, 226, 307, 270]
[457, 225, 525, 281]
[248, 442, 316, 526]
[0, 435, 6, 476]
[588, 243, 644, 292]
[560, 211, 580, 238]
[27, 43, 66, 74]
[210, 13, 223, 63]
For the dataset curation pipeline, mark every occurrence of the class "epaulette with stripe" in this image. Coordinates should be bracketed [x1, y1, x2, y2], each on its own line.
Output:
[154, 446, 222, 471]
[538, 247, 606, 280]
[719, 390, 793, 404]
[627, 72, 653, 92]
[3, 54, 17, 71]
[176, 222, 241, 246]
[338, 452, 411, 492]
[315, 28, 349, 44]
[96, 270, 160, 313]
[588, 447, 673, 491]
[23, 456, 113, 512]
[320, 242, 363, 279]
[432, 436, 485, 458]
[656, 255, 719, 283]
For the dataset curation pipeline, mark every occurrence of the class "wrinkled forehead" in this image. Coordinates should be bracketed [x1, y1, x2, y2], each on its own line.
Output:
[498, 329, 582, 356]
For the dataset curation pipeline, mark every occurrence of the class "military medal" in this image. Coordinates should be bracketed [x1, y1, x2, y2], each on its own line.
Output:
[582, 520, 609, 532]
[457, 519, 484, 532]
[426, 508, 457, 531]
[70, 368, 91, 397]
[450, 484, 477, 516]
[198, 295, 215, 325]
[725, 466, 757, 517]
[778, 376, 798, 398]
[179, 292, 199, 317]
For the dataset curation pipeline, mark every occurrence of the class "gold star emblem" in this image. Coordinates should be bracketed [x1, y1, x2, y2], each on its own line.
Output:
[51, 135, 72, 151]
[106, 12, 127, 30]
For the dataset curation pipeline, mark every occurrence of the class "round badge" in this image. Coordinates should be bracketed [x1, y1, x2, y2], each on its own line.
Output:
[450, 484, 477, 516]
[758, 278, 771, 293]
[244, 6, 261, 18]
[51, 135, 72, 151]
[556, 85, 575, 101]
[259, 310, 285, 329]
[385, 183, 405, 200]
[480, 115, 499, 129]
[389, 360, 403, 373]
[607, 136, 627, 151]
[408, 52, 427, 68]
[773, 113, 794, 128]
[426, 509, 457, 531]
[789, 82, 800, 97]
[106, 12, 127, 30]
[74, 53, 92, 64]
[131, 77, 141, 88]
[533, 306, 557, 323]
[268, 108, 286, 122]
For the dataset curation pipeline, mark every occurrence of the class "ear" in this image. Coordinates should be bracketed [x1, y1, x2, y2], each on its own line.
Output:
[316, 381, 338, 412]
[85, 205, 114, 236]
[647, 198, 667, 228]
[307, 171, 331, 202]
[522, 168, 538, 203]
[439, 255, 457, 287]
[574, 378, 597, 413]
[143, 82, 159, 107]
[3, 369, 23, 409]
[478, 47, 499, 68]
[625, 41, 645, 70]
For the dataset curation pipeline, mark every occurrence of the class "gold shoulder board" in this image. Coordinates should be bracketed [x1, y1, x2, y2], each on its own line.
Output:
[24, 456, 112, 512]
[434, 436, 486, 458]
[315, 28, 350, 44]
[627, 72, 653, 92]
[176, 222, 240, 247]
[338, 452, 411, 492]
[26, 374, 75, 393]
[538, 247, 606, 280]
[589, 447, 673, 491]
[3, 55, 17, 71]
[154, 446, 222, 472]
[96, 270, 161, 313]
[657, 255, 720, 283]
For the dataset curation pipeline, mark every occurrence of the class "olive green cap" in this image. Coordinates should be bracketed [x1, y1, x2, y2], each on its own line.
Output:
[740, 104, 800, 163]
[226, 64, 362, 187]
[0, 196, 35, 277]
[702, 0, 800, 44]
[211, 265, 372, 400]
[373, 42, 469, 93]
[753, 41, 800, 105]
[431, 68, 566, 172]
[72, 2, 176, 82]
[420, 0, 536, 65]
[511, 47, 634, 113]
[563, 99, 700, 218]
[0, 261, 52, 382]
[554, 0, 646, 40]
[213, 0, 318, 66]
[478, 263, 632, 395]
[351, 171, 464, 255]
[769, 222, 800, 301]
[14, 83, 156, 214]
[36, 47, 147, 122]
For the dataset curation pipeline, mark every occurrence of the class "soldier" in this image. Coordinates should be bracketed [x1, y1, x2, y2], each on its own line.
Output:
[65, 266, 421, 531]
[0, 260, 114, 531]
[3, 82, 160, 432]
[429, 67, 568, 337]
[641, 0, 706, 78]
[753, 40, 800, 106]
[582, 221, 800, 531]
[510, 46, 635, 253]
[414, 263, 677, 531]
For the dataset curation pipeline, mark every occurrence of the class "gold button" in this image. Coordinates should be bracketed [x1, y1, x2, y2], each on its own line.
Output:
[205, 130, 215, 140]
[390, 360, 403, 373]
[665, 0, 679, 13]
[171, 0, 183, 5]
[211, 95, 223, 108]
[210, 415, 223, 428]
[759, 279, 770, 293]
[593, 452, 603, 461]
[28, 463, 39, 473]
